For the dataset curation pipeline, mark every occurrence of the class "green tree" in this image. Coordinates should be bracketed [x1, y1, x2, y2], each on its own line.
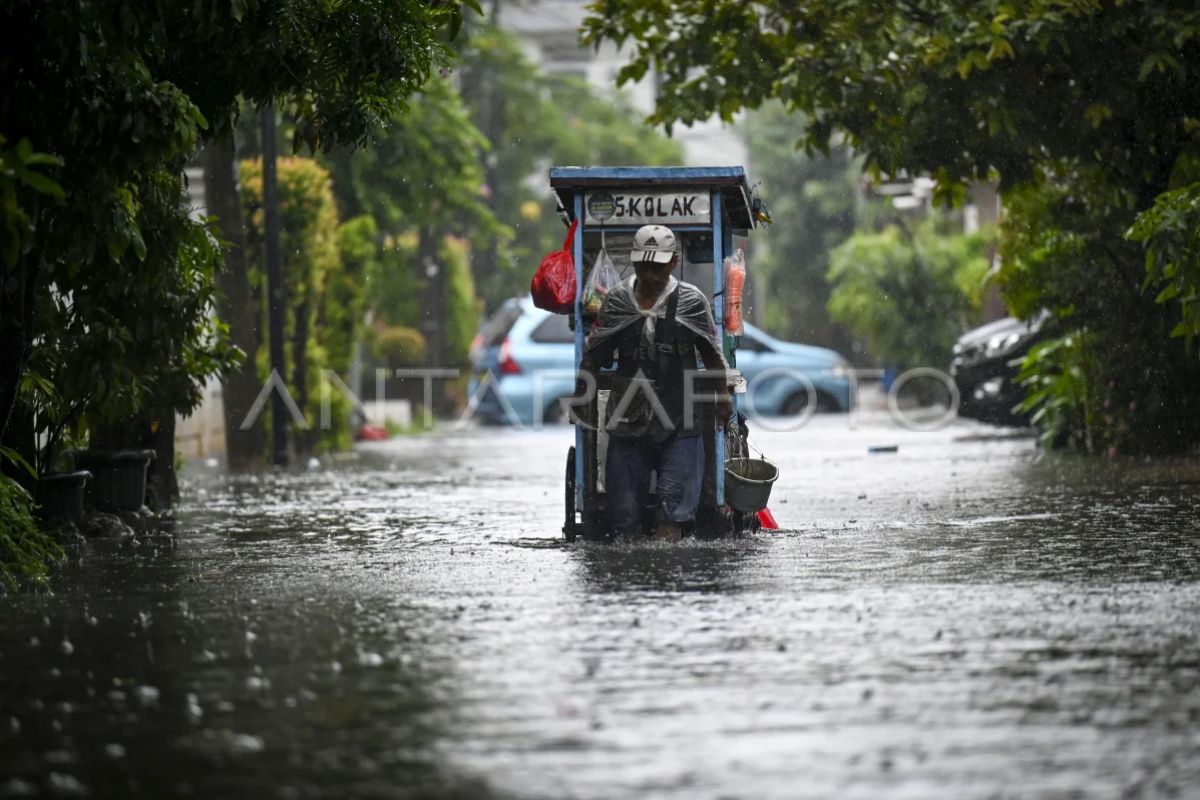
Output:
[744, 105, 860, 349]
[997, 173, 1200, 455]
[1129, 171, 1200, 348]
[324, 79, 503, 243]
[322, 78, 497, 372]
[365, 231, 480, 369]
[457, 23, 683, 308]
[827, 218, 992, 369]
[323, 22, 685, 339]
[0, 137, 65, 591]
[1, 0, 476, 485]
[33, 169, 238, 505]
[585, 1, 1200, 453]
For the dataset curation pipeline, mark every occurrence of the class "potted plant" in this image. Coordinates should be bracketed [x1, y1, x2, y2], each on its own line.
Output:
[73, 449, 155, 512]
[34, 469, 93, 525]
[6, 368, 94, 524]
[25, 180, 238, 513]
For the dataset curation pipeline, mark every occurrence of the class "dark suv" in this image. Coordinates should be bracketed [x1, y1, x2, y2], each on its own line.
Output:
[952, 313, 1049, 425]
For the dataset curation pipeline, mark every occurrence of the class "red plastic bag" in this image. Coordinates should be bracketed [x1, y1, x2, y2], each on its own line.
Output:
[531, 220, 578, 314]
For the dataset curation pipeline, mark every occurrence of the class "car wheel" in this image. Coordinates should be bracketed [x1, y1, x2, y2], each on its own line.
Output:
[543, 398, 567, 425]
[780, 391, 808, 416]
[781, 390, 839, 416]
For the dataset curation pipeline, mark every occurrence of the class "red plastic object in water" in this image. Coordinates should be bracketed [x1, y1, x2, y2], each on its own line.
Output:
[757, 507, 779, 530]
[356, 424, 390, 441]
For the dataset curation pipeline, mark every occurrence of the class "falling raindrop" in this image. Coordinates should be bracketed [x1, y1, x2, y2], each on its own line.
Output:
[134, 685, 160, 707]
[226, 732, 265, 756]
[356, 650, 384, 668]
[185, 693, 203, 723]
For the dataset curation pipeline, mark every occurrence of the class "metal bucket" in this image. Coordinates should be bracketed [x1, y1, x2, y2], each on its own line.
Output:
[724, 456, 778, 512]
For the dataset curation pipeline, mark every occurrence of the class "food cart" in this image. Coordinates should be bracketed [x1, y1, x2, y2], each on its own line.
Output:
[549, 166, 766, 541]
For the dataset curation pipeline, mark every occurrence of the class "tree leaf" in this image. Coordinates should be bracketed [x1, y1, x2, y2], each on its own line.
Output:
[0, 445, 36, 478]
[20, 171, 65, 198]
[986, 38, 1015, 62]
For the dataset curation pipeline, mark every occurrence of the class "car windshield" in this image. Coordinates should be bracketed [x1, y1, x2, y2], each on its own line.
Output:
[739, 331, 770, 353]
[478, 302, 523, 348]
[530, 314, 574, 344]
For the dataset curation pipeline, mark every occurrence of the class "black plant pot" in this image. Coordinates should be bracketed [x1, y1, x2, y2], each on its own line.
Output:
[74, 449, 156, 512]
[36, 470, 93, 526]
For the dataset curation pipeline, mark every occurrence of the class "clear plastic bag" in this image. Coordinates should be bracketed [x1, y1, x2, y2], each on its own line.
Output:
[583, 247, 620, 316]
[587, 277, 725, 366]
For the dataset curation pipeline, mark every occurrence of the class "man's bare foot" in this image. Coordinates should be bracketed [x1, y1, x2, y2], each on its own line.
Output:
[655, 522, 681, 542]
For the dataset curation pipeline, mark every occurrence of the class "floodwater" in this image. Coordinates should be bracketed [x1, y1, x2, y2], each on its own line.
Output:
[3, 413, 1200, 799]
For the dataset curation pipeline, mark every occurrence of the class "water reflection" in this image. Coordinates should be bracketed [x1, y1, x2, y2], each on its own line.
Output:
[0, 524, 503, 799]
[2, 420, 1199, 799]
[574, 539, 763, 594]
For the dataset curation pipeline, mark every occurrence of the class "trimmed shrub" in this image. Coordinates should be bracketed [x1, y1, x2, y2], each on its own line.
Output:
[374, 326, 428, 368]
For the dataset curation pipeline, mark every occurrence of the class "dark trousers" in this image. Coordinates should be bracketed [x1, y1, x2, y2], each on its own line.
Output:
[605, 434, 703, 534]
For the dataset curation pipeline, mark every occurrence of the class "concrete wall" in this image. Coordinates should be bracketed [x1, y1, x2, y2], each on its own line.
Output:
[176, 379, 226, 459]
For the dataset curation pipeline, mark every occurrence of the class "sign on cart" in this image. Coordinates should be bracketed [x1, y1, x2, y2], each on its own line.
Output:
[585, 190, 711, 225]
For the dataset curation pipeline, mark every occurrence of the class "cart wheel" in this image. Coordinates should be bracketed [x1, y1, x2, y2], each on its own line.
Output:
[563, 446, 577, 542]
[735, 509, 760, 537]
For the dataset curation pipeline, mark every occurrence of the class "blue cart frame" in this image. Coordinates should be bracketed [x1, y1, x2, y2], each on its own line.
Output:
[549, 166, 762, 540]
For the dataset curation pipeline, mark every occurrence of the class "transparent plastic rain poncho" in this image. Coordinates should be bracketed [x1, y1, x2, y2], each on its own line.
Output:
[585, 275, 727, 367]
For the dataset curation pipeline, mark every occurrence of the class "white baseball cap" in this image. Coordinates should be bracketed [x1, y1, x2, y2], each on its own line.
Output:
[630, 224, 677, 265]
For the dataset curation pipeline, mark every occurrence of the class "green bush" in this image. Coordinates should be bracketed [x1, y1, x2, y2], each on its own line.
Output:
[372, 232, 423, 329]
[440, 235, 481, 369]
[368, 231, 480, 370]
[326, 215, 379, 376]
[1128, 181, 1200, 346]
[998, 179, 1200, 455]
[0, 475, 63, 593]
[1015, 332, 1097, 452]
[826, 218, 992, 369]
[373, 326, 428, 368]
[20, 168, 237, 475]
[241, 157, 360, 454]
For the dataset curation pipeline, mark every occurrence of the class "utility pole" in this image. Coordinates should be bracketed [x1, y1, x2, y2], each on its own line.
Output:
[478, 0, 504, 292]
[419, 228, 446, 368]
[261, 105, 289, 467]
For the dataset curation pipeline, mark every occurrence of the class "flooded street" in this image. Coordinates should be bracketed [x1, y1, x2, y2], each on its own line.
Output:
[4, 414, 1200, 799]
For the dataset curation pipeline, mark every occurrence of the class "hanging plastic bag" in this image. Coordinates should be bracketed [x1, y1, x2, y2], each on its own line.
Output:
[583, 247, 619, 315]
[531, 219, 578, 314]
[723, 248, 746, 335]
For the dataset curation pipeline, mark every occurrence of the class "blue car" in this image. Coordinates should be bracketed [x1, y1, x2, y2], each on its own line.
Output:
[467, 297, 852, 426]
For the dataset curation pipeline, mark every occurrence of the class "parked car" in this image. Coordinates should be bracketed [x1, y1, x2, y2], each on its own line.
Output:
[952, 312, 1050, 425]
[467, 297, 852, 426]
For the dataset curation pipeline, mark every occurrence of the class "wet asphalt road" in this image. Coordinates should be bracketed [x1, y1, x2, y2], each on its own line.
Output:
[3, 413, 1200, 799]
